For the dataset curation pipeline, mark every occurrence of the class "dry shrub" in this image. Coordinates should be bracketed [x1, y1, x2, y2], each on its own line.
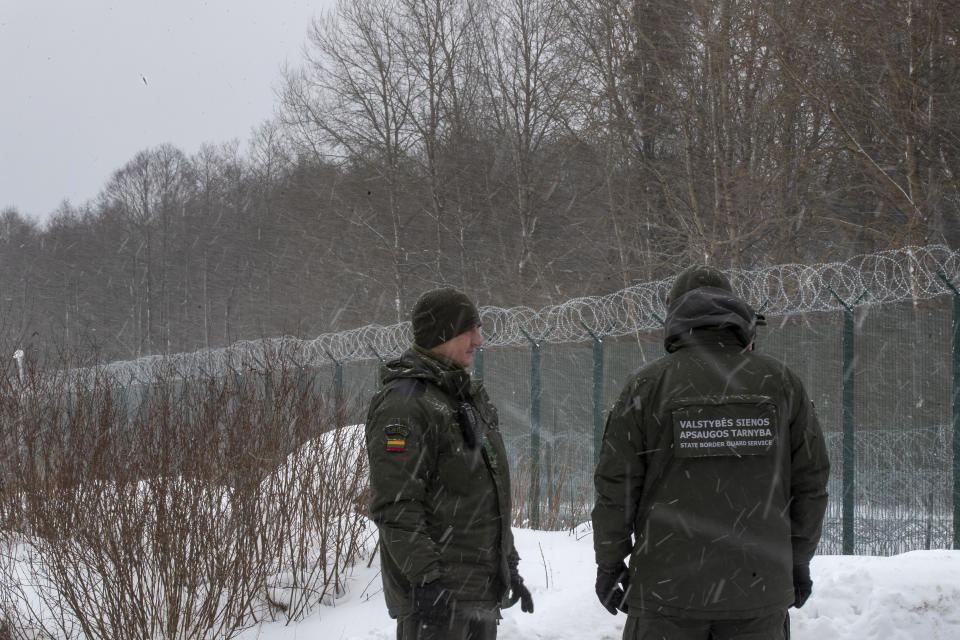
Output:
[258, 421, 372, 622]
[510, 438, 591, 531]
[0, 347, 371, 638]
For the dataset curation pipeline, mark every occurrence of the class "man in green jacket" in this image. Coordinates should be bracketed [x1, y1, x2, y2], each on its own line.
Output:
[592, 265, 830, 639]
[366, 287, 533, 640]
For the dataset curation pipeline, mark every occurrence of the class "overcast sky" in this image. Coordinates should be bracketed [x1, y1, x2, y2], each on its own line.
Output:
[0, 0, 335, 223]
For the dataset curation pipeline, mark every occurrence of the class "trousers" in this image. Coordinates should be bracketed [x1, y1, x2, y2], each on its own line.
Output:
[622, 609, 788, 640]
[397, 610, 498, 640]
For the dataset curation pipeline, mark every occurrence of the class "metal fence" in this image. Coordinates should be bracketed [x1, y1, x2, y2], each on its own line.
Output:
[63, 245, 960, 555]
[471, 300, 958, 556]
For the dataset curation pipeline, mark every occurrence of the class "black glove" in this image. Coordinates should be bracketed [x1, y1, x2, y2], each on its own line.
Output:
[504, 565, 534, 613]
[595, 563, 630, 615]
[413, 579, 452, 622]
[793, 564, 812, 608]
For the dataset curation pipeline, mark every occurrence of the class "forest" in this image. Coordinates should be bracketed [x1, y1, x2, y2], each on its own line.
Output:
[1, 0, 958, 365]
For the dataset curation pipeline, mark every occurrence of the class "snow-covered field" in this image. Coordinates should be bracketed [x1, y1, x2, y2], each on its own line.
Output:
[240, 525, 960, 640]
[7, 420, 958, 639]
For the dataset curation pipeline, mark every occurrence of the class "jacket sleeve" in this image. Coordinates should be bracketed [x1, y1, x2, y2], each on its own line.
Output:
[788, 379, 831, 565]
[591, 379, 646, 570]
[506, 527, 521, 571]
[366, 394, 443, 585]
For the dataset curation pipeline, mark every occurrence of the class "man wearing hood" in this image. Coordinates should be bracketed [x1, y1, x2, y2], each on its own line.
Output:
[591, 265, 830, 639]
[365, 287, 533, 640]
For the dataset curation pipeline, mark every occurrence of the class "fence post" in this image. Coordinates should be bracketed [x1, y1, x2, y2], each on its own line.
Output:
[369, 345, 385, 389]
[229, 365, 244, 398]
[324, 349, 344, 418]
[12, 349, 24, 385]
[287, 356, 308, 400]
[545, 439, 553, 525]
[938, 272, 960, 550]
[954, 285, 960, 551]
[286, 356, 308, 441]
[829, 287, 867, 555]
[262, 367, 274, 422]
[251, 356, 272, 422]
[520, 327, 552, 529]
[474, 345, 484, 381]
[581, 322, 607, 469]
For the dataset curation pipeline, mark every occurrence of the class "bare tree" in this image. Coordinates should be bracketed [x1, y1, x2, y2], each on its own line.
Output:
[102, 145, 189, 355]
[474, 0, 583, 299]
[0, 210, 40, 348]
[767, 0, 959, 249]
[396, 0, 485, 286]
[564, 0, 672, 285]
[280, 0, 418, 322]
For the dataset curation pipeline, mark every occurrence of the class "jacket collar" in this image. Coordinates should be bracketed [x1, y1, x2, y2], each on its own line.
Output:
[382, 345, 472, 400]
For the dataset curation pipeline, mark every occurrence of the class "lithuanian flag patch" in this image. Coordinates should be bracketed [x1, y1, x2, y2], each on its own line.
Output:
[384, 424, 410, 453]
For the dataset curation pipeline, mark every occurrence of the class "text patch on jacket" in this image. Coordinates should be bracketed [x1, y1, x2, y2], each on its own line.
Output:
[672, 397, 777, 458]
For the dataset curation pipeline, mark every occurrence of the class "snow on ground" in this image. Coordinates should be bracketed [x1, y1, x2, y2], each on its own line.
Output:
[240, 525, 960, 640]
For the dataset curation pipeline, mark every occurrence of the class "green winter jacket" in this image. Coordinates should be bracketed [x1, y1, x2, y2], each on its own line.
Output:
[365, 345, 519, 618]
[592, 286, 830, 620]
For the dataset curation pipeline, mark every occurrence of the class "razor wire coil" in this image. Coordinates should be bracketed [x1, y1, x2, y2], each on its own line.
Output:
[73, 244, 960, 384]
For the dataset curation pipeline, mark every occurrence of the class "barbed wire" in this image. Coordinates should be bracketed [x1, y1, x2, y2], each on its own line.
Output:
[79, 244, 960, 383]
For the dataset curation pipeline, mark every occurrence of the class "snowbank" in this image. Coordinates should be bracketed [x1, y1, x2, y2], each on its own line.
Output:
[242, 526, 960, 640]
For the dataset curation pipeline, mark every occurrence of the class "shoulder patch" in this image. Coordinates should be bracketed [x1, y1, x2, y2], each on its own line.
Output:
[384, 424, 410, 438]
[384, 423, 409, 452]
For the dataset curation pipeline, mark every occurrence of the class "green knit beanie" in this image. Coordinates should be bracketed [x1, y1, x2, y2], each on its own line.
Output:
[668, 265, 733, 303]
[411, 287, 481, 348]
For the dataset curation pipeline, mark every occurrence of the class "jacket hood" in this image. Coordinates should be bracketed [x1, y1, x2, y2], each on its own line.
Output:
[663, 286, 758, 353]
